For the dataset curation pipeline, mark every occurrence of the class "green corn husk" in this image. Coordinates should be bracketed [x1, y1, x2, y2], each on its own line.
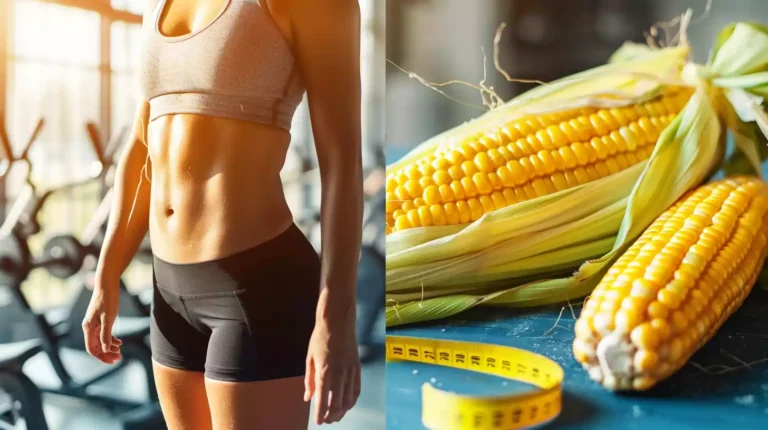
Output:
[386, 21, 768, 327]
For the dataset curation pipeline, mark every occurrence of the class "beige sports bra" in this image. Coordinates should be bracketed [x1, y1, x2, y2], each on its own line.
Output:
[138, 0, 304, 130]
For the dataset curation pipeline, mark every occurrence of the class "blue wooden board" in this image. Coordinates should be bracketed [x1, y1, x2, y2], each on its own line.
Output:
[387, 287, 768, 430]
[385, 148, 768, 429]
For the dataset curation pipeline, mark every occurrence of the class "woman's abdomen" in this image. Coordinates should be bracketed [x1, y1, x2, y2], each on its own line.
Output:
[147, 114, 294, 264]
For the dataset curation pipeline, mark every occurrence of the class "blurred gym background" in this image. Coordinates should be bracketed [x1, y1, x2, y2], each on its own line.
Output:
[386, 0, 768, 161]
[0, 1, 385, 429]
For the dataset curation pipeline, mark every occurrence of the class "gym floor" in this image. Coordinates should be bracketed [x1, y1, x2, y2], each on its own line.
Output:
[26, 310, 385, 430]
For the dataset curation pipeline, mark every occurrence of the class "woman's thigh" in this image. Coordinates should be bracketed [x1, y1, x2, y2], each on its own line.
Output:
[153, 360, 213, 430]
[204, 376, 309, 430]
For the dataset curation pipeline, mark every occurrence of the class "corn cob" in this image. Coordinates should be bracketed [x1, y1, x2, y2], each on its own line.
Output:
[385, 89, 693, 234]
[573, 176, 768, 391]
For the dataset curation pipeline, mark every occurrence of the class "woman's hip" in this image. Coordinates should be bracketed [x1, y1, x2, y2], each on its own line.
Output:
[152, 222, 320, 298]
[149, 223, 321, 381]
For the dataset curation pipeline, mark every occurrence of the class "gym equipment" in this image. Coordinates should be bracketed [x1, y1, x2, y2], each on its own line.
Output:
[50, 123, 152, 319]
[0, 339, 48, 430]
[0, 119, 161, 429]
[40, 235, 86, 279]
[0, 117, 49, 430]
[27, 123, 129, 282]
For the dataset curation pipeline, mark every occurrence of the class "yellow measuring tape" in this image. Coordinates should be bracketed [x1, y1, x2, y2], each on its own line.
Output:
[386, 336, 564, 430]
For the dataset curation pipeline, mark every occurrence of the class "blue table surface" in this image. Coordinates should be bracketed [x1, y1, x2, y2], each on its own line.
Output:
[386, 148, 768, 429]
[387, 287, 768, 430]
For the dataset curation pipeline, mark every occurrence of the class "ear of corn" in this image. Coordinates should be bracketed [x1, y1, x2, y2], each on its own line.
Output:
[573, 176, 768, 391]
[386, 45, 690, 175]
[386, 22, 768, 327]
[386, 89, 692, 234]
[388, 61, 719, 293]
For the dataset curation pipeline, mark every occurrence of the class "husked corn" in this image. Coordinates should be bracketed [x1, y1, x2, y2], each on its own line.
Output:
[574, 176, 768, 391]
[386, 89, 693, 233]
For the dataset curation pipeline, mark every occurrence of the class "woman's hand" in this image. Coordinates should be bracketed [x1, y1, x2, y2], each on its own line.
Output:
[82, 281, 122, 364]
[304, 296, 361, 425]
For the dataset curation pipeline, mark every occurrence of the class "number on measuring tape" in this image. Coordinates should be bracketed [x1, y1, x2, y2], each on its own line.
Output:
[470, 353, 482, 368]
[408, 345, 420, 358]
[422, 345, 437, 363]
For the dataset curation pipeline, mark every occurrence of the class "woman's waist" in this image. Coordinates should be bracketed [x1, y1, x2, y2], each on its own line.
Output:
[151, 184, 292, 221]
[149, 187, 294, 264]
[145, 114, 297, 263]
[151, 223, 321, 296]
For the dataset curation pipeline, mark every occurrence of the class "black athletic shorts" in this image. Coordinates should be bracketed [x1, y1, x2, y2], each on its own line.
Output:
[149, 224, 321, 382]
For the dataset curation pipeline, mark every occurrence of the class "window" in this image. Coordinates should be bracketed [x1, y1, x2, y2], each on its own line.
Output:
[5, 0, 141, 308]
[8, 1, 101, 188]
[111, 0, 144, 15]
[110, 21, 142, 137]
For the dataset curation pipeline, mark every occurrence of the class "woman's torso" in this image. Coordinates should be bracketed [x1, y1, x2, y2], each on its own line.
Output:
[139, 0, 302, 264]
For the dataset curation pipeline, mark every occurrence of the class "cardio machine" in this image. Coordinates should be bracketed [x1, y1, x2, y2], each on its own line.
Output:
[0, 118, 161, 429]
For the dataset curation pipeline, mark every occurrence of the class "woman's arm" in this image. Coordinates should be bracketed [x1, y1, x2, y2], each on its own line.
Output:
[83, 101, 152, 363]
[96, 101, 153, 287]
[289, 0, 363, 425]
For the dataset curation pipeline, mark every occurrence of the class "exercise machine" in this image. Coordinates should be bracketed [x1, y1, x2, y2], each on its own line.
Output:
[0, 117, 49, 430]
[0, 119, 161, 429]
